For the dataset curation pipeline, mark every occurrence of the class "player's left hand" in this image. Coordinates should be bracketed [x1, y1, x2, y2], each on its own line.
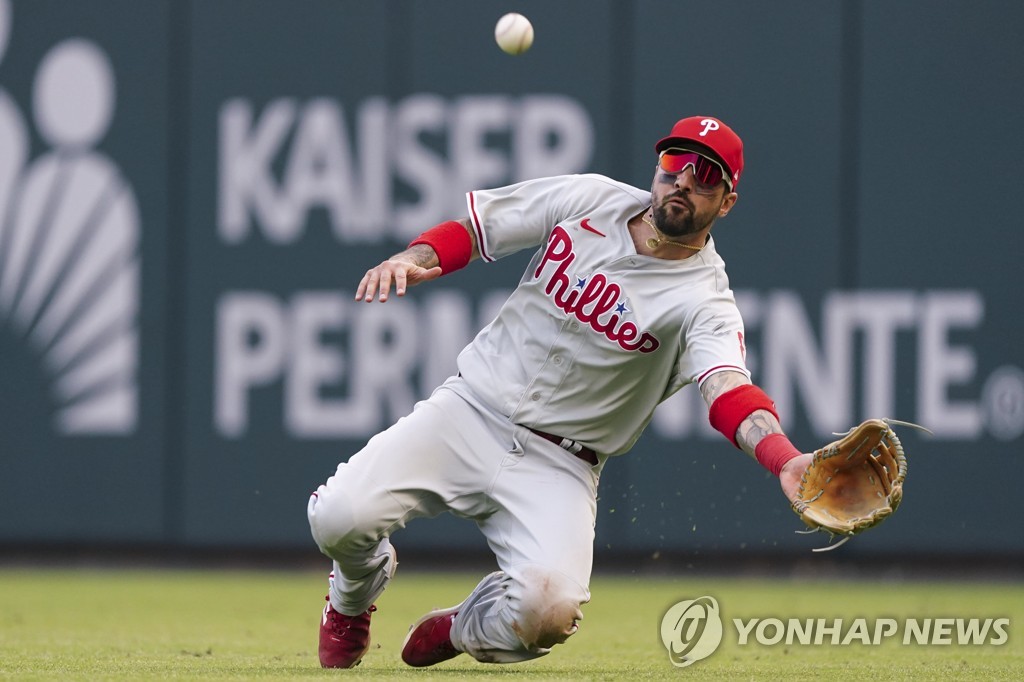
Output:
[779, 452, 814, 505]
[788, 419, 927, 548]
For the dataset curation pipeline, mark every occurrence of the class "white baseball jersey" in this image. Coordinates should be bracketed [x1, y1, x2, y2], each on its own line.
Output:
[459, 173, 750, 456]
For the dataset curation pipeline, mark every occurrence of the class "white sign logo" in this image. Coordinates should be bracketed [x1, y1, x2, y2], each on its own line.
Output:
[698, 118, 720, 136]
[660, 596, 724, 667]
[0, 1, 140, 435]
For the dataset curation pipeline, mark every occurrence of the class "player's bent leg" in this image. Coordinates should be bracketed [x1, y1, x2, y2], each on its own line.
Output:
[307, 398, 466, 611]
[504, 564, 587, 650]
[440, 427, 599, 665]
[309, 380, 510, 667]
[306, 422, 433, 668]
[307, 478, 403, 616]
[316, 541, 397, 668]
[309, 480, 400, 669]
[444, 565, 589, 664]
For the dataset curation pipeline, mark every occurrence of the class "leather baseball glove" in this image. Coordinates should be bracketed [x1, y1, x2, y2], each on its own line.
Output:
[792, 418, 927, 551]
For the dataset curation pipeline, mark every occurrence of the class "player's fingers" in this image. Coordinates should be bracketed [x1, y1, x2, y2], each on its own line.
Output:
[355, 272, 371, 301]
[402, 266, 443, 290]
[357, 262, 440, 301]
[361, 270, 381, 302]
[378, 269, 394, 302]
[394, 268, 408, 297]
[416, 266, 443, 283]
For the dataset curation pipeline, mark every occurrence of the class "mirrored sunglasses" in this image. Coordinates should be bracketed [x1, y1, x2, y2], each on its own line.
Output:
[658, 148, 732, 191]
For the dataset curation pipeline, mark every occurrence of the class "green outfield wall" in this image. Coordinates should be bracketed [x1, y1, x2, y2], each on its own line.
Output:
[0, 0, 1021, 557]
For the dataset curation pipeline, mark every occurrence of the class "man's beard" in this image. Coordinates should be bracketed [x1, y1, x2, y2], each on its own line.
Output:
[652, 197, 716, 238]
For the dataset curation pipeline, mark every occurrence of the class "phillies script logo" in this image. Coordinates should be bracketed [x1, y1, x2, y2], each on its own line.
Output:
[534, 226, 660, 353]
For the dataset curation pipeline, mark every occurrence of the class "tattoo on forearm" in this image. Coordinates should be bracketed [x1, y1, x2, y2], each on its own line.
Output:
[736, 410, 784, 455]
[700, 372, 786, 457]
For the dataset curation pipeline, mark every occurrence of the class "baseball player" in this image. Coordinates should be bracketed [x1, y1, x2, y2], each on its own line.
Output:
[308, 116, 815, 668]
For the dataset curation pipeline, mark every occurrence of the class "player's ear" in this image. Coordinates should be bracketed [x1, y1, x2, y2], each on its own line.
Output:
[718, 191, 738, 217]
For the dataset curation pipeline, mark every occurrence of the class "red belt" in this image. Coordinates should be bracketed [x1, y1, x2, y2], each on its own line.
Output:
[528, 428, 598, 466]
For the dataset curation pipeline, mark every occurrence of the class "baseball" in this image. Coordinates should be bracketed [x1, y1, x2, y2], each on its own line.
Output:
[494, 13, 533, 55]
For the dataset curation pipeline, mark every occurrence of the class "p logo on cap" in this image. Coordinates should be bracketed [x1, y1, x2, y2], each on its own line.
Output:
[655, 116, 744, 189]
[698, 119, 720, 136]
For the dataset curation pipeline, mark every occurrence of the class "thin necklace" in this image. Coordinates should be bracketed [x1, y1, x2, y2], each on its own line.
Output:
[641, 212, 704, 251]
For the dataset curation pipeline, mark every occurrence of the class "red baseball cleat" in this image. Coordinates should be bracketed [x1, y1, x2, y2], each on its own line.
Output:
[318, 597, 376, 668]
[400, 603, 464, 667]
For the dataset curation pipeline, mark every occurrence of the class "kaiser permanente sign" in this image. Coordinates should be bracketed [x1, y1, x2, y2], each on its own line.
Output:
[212, 95, 1023, 443]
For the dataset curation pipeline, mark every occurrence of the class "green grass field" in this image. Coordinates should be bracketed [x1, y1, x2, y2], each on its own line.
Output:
[1, 567, 1021, 680]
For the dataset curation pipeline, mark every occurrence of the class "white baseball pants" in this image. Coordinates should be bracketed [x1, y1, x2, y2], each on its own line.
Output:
[307, 375, 600, 662]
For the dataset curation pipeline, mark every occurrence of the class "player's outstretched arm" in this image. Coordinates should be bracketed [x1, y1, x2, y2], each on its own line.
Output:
[356, 219, 480, 303]
[700, 370, 812, 504]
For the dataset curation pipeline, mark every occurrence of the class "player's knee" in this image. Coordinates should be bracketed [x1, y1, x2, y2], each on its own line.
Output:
[509, 567, 588, 650]
[306, 486, 378, 558]
[514, 599, 583, 650]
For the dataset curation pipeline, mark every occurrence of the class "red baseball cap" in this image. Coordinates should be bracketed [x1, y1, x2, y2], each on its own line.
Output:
[655, 116, 744, 189]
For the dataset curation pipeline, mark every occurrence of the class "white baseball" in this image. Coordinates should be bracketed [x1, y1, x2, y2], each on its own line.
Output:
[494, 13, 534, 55]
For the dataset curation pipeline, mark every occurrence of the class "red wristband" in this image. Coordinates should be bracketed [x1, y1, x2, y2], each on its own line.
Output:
[754, 434, 802, 477]
[708, 384, 779, 448]
[409, 221, 472, 274]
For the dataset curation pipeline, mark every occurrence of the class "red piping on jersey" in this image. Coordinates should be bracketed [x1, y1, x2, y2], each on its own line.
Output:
[696, 364, 747, 385]
[467, 192, 493, 262]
